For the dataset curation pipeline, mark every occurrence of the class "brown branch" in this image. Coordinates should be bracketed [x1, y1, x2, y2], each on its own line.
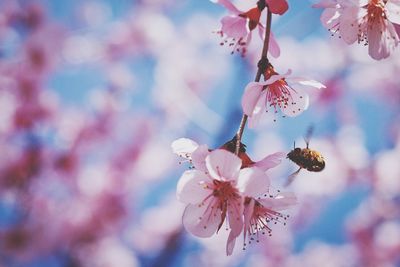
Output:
[235, 8, 273, 155]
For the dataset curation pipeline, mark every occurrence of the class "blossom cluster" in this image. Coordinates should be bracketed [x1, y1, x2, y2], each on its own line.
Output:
[172, 138, 296, 255]
[172, 0, 400, 258]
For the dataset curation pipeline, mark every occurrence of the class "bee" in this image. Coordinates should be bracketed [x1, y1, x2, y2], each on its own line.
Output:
[285, 127, 325, 186]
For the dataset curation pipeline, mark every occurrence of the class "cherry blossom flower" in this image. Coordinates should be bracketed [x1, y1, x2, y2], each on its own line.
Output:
[211, 0, 280, 57]
[176, 149, 271, 255]
[241, 65, 325, 127]
[313, 0, 400, 60]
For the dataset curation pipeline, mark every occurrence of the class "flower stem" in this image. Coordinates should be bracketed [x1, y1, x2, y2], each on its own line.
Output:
[235, 9, 273, 155]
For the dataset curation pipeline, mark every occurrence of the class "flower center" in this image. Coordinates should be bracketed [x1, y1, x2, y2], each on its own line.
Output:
[262, 65, 295, 113]
[266, 79, 294, 112]
[212, 180, 239, 200]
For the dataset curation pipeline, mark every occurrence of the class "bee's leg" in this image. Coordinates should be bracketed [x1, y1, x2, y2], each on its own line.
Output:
[293, 141, 296, 149]
[285, 167, 302, 187]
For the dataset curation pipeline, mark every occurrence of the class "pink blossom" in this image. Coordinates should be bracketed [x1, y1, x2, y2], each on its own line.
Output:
[211, 0, 280, 57]
[241, 66, 325, 127]
[314, 0, 400, 60]
[176, 149, 271, 255]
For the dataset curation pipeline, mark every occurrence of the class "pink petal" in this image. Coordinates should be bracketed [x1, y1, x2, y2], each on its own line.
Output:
[171, 138, 198, 157]
[241, 82, 263, 116]
[237, 167, 270, 197]
[247, 90, 267, 128]
[339, 7, 360, 44]
[281, 89, 309, 117]
[269, 31, 281, 58]
[210, 0, 241, 14]
[221, 15, 248, 39]
[387, 0, 400, 24]
[191, 144, 210, 172]
[243, 198, 255, 241]
[287, 77, 326, 89]
[312, 0, 338, 8]
[254, 152, 285, 171]
[176, 170, 212, 204]
[226, 188, 244, 256]
[259, 192, 297, 210]
[182, 201, 222, 238]
[265, 0, 289, 15]
[226, 230, 237, 256]
[367, 19, 396, 60]
[227, 197, 244, 238]
[320, 8, 341, 29]
[205, 149, 242, 181]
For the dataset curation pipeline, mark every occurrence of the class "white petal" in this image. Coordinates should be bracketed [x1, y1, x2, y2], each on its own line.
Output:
[281, 90, 309, 117]
[182, 201, 222, 238]
[206, 149, 242, 181]
[176, 170, 212, 204]
[237, 167, 270, 197]
[171, 138, 198, 157]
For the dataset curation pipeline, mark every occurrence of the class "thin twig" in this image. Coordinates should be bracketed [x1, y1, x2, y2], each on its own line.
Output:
[235, 8, 273, 155]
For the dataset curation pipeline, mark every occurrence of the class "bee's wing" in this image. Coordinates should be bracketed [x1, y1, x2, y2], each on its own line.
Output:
[304, 125, 314, 148]
[285, 167, 302, 187]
